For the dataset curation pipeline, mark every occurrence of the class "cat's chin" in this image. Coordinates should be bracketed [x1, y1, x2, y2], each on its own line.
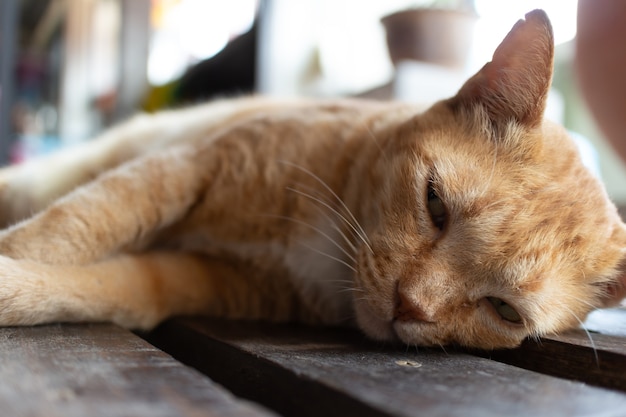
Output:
[354, 303, 443, 347]
[353, 296, 449, 347]
[353, 297, 396, 342]
[392, 321, 444, 347]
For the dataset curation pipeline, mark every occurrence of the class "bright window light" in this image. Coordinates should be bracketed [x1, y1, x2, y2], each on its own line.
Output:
[148, 0, 257, 86]
[470, 0, 578, 71]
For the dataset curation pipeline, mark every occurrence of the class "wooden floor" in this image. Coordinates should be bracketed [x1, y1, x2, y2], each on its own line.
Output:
[2, 309, 626, 416]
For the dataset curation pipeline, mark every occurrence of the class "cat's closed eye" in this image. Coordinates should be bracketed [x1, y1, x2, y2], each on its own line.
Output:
[427, 183, 447, 231]
[486, 297, 523, 324]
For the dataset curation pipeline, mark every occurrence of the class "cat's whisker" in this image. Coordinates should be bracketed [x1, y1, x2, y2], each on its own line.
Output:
[286, 180, 371, 253]
[330, 280, 365, 294]
[326, 278, 355, 285]
[573, 295, 603, 312]
[262, 214, 357, 265]
[318, 209, 359, 256]
[325, 277, 357, 285]
[297, 241, 357, 273]
[361, 121, 390, 164]
[330, 223, 358, 255]
[287, 186, 359, 254]
[404, 343, 420, 354]
[326, 278, 360, 291]
[353, 294, 379, 304]
[337, 287, 362, 295]
[304, 198, 361, 256]
[562, 304, 599, 366]
[287, 187, 371, 253]
[335, 286, 358, 293]
[287, 181, 334, 206]
[278, 160, 374, 254]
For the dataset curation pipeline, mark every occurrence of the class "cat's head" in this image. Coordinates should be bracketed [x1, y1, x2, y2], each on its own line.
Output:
[353, 10, 626, 349]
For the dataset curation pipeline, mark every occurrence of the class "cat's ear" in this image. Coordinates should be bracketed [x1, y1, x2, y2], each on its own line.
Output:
[447, 9, 554, 128]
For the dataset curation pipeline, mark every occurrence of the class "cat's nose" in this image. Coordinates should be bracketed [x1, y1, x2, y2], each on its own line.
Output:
[394, 292, 435, 323]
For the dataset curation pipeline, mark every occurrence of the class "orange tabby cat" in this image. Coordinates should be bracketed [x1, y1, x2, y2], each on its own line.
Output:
[0, 10, 623, 349]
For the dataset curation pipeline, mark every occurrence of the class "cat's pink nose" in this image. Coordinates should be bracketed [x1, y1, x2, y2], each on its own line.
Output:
[394, 292, 434, 323]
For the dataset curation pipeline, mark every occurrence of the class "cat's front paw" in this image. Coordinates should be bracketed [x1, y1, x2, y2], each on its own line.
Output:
[0, 255, 61, 326]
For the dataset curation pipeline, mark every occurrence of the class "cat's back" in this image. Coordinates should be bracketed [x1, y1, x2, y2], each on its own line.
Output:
[0, 97, 417, 228]
[159, 96, 419, 149]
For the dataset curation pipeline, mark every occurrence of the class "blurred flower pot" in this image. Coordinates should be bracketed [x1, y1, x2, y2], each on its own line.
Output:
[381, 8, 476, 69]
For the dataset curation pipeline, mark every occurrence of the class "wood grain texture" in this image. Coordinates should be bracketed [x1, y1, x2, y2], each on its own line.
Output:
[0, 323, 276, 417]
[145, 318, 626, 417]
[478, 308, 626, 392]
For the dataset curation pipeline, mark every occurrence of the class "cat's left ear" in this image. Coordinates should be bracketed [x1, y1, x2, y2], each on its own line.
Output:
[447, 9, 554, 128]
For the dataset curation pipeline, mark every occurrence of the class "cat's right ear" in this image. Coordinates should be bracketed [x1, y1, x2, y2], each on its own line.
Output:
[447, 9, 554, 129]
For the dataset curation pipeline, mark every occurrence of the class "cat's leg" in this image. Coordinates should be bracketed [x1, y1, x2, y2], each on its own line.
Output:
[0, 114, 168, 227]
[0, 251, 297, 328]
[0, 145, 205, 265]
[0, 97, 290, 227]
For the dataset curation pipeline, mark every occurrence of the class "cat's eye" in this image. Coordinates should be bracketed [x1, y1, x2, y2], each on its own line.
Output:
[486, 297, 522, 324]
[426, 184, 447, 231]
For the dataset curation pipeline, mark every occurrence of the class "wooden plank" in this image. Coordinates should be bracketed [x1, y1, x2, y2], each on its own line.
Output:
[0, 323, 276, 417]
[145, 318, 626, 417]
[482, 308, 626, 392]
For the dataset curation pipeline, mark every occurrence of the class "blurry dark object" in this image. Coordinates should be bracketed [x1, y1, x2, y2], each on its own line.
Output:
[174, 23, 257, 104]
[381, 8, 476, 69]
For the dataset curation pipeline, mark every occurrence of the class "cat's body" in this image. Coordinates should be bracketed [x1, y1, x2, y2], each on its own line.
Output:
[0, 10, 624, 349]
[0, 98, 415, 327]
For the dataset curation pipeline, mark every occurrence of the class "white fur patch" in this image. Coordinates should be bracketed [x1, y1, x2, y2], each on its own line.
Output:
[282, 218, 355, 323]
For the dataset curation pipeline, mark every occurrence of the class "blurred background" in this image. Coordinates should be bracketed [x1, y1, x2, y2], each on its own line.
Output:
[1, 0, 625, 207]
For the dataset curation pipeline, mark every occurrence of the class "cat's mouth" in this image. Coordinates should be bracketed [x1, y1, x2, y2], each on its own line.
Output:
[392, 320, 446, 347]
[353, 247, 447, 346]
[351, 295, 434, 345]
[355, 301, 446, 347]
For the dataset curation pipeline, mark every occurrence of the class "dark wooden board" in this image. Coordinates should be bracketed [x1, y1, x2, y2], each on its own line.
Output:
[0, 323, 276, 417]
[145, 318, 626, 417]
[481, 308, 626, 392]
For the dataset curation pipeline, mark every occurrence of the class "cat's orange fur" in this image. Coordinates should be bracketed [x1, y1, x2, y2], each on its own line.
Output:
[0, 10, 624, 349]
